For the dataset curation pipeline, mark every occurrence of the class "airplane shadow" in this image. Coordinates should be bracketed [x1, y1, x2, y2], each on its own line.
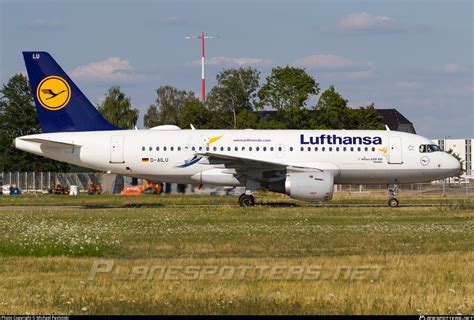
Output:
[257, 202, 301, 207]
[81, 204, 165, 209]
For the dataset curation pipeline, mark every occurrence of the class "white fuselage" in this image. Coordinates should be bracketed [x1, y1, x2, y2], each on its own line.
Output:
[15, 128, 460, 186]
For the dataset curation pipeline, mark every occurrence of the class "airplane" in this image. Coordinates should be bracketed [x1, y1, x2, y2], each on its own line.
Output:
[15, 52, 461, 207]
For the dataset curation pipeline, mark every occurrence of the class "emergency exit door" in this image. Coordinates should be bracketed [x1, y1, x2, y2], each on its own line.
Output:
[388, 136, 403, 164]
[110, 136, 125, 163]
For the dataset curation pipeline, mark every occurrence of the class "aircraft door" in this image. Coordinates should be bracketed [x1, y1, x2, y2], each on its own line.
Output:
[276, 144, 284, 158]
[388, 137, 403, 164]
[110, 136, 125, 163]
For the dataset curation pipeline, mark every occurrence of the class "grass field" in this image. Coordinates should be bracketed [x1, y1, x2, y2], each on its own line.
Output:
[0, 193, 473, 315]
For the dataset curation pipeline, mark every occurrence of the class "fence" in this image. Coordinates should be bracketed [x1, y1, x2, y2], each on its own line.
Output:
[0, 172, 102, 192]
[334, 181, 473, 196]
[0, 171, 472, 195]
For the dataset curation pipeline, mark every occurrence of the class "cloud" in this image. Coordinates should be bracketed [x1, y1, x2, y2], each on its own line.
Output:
[70, 57, 145, 83]
[145, 16, 197, 28]
[445, 63, 462, 73]
[338, 12, 402, 34]
[294, 53, 375, 80]
[322, 65, 375, 80]
[395, 81, 422, 89]
[193, 56, 272, 67]
[28, 19, 64, 29]
[159, 16, 191, 26]
[444, 63, 472, 74]
[294, 54, 362, 71]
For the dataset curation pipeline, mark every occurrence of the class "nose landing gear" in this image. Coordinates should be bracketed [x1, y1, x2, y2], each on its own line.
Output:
[388, 184, 399, 207]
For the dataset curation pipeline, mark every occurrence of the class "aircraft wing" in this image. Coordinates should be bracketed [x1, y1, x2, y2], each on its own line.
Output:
[196, 152, 323, 172]
[17, 137, 81, 148]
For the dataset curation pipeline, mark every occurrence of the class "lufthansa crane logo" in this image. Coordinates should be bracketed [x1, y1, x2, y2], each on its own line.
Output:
[36, 76, 71, 110]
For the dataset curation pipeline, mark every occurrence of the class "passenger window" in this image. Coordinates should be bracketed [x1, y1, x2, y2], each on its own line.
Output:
[315, 147, 318, 152]
[149, 147, 152, 151]
[235, 147, 238, 151]
[192, 146, 195, 151]
[336, 147, 339, 152]
[142, 147, 145, 151]
[249, 147, 253, 151]
[350, 147, 354, 152]
[227, 147, 231, 151]
[199, 146, 202, 151]
[156, 147, 159, 151]
[290, 147, 293, 151]
[263, 147, 267, 151]
[307, 147, 311, 151]
[163, 147, 167, 151]
[371, 147, 375, 152]
[256, 147, 260, 151]
[329, 147, 332, 152]
[343, 147, 347, 152]
[220, 147, 224, 151]
[242, 147, 245, 151]
[364, 147, 368, 151]
[270, 147, 274, 151]
[322, 147, 325, 152]
[277, 147, 281, 151]
[206, 147, 209, 151]
[170, 147, 174, 151]
[357, 147, 361, 152]
[178, 147, 181, 151]
[300, 147, 304, 151]
[213, 147, 217, 151]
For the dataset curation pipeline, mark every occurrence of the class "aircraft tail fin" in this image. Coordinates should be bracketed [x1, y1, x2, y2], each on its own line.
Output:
[22, 51, 119, 133]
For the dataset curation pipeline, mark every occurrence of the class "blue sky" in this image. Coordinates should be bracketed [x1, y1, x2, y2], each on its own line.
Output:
[1, 0, 472, 138]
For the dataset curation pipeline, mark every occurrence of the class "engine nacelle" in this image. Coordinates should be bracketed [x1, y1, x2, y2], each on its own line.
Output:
[284, 171, 334, 201]
[191, 168, 241, 186]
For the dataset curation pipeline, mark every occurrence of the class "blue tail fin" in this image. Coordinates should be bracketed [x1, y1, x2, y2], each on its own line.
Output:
[22, 51, 120, 133]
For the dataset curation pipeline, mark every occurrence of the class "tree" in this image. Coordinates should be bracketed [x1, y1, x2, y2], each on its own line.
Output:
[206, 67, 260, 128]
[98, 86, 138, 129]
[144, 86, 196, 127]
[177, 99, 211, 129]
[0, 74, 69, 171]
[353, 103, 385, 130]
[143, 104, 160, 128]
[257, 66, 319, 112]
[312, 86, 384, 130]
[312, 86, 355, 129]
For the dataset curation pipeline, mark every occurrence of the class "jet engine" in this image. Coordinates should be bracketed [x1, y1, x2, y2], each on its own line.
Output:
[269, 171, 334, 201]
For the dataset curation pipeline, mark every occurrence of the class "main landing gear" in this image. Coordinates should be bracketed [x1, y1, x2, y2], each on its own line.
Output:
[239, 193, 255, 207]
[388, 184, 399, 207]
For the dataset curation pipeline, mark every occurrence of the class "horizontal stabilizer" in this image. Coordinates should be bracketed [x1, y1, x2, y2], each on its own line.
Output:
[18, 137, 81, 148]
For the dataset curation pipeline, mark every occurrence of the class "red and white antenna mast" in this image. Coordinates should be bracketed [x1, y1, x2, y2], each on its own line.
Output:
[185, 32, 219, 102]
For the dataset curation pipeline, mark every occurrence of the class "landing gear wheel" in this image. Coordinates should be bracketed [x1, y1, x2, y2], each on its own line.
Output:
[249, 195, 255, 205]
[388, 198, 399, 207]
[239, 194, 255, 207]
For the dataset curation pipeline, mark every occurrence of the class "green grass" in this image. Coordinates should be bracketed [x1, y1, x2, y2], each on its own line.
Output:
[0, 192, 472, 207]
[0, 194, 472, 314]
[0, 205, 472, 258]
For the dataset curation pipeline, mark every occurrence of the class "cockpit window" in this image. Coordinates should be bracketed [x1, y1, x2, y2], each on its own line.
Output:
[419, 144, 441, 153]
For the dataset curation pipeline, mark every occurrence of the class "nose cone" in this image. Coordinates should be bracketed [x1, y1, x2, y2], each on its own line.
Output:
[445, 154, 461, 177]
